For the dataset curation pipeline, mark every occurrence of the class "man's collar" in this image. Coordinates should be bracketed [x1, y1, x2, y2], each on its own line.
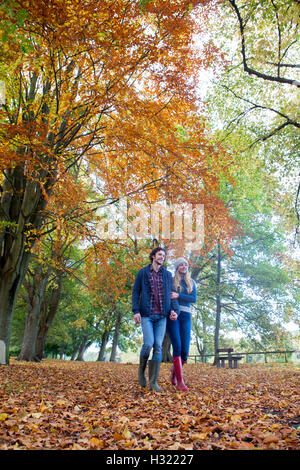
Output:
[150, 263, 163, 272]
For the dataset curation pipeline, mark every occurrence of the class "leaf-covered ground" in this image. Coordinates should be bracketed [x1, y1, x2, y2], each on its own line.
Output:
[0, 360, 299, 450]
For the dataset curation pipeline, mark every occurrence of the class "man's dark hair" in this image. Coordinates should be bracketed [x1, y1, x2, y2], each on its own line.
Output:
[149, 246, 166, 262]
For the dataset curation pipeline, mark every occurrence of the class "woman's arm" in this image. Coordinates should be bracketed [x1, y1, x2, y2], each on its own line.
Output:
[178, 281, 197, 303]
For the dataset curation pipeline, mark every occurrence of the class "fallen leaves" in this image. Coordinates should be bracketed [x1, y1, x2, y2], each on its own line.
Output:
[0, 360, 299, 450]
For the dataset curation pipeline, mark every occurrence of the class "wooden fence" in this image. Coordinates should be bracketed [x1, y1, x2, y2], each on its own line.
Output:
[189, 350, 297, 364]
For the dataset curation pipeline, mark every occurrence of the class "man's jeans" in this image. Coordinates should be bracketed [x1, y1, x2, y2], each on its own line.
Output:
[140, 315, 167, 362]
[167, 311, 191, 362]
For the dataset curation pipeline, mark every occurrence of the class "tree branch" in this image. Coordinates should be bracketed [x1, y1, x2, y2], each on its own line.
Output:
[228, 0, 300, 88]
[293, 174, 300, 246]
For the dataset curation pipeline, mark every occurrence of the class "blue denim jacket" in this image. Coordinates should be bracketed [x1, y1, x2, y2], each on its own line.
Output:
[177, 279, 197, 311]
[132, 264, 180, 317]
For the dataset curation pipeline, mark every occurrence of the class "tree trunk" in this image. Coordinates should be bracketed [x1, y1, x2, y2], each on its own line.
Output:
[213, 243, 222, 365]
[201, 322, 208, 362]
[18, 268, 49, 361]
[196, 335, 207, 363]
[97, 329, 110, 361]
[35, 270, 63, 361]
[0, 162, 54, 363]
[162, 331, 172, 363]
[202, 345, 207, 363]
[71, 344, 80, 361]
[110, 310, 122, 362]
[0, 166, 33, 362]
[76, 335, 89, 361]
[0, 274, 20, 364]
[0, 250, 31, 364]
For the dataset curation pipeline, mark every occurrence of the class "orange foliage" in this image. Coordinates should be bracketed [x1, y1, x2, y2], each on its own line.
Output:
[85, 240, 150, 308]
[0, 0, 238, 254]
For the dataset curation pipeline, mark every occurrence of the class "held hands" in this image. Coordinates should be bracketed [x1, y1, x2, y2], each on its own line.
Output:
[135, 312, 177, 322]
[170, 292, 179, 320]
[169, 310, 178, 321]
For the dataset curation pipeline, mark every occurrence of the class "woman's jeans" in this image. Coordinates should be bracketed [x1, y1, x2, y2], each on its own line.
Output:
[140, 315, 167, 362]
[167, 311, 191, 362]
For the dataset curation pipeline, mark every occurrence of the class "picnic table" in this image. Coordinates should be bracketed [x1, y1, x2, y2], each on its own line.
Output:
[216, 348, 243, 369]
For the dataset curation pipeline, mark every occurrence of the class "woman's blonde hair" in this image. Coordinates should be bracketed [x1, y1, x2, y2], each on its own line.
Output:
[174, 269, 194, 294]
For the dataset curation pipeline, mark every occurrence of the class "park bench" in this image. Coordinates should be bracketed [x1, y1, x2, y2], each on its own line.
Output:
[216, 348, 243, 369]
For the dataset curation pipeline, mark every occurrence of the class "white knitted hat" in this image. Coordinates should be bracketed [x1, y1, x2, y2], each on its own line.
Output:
[174, 257, 188, 271]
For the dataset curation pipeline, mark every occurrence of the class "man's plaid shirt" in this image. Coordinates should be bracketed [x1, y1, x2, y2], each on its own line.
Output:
[148, 265, 164, 317]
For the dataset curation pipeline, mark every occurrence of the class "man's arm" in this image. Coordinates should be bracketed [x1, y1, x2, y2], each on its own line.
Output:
[132, 270, 142, 318]
[171, 296, 180, 316]
[168, 271, 180, 315]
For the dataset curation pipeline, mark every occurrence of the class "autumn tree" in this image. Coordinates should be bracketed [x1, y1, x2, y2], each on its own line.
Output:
[189, 160, 298, 358]
[84, 240, 151, 362]
[17, 233, 83, 362]
[227, 0, 300, 89]
[13, 154, 92, 363]
[177, 0, 299, 358]
[0, 0, 241, 364]
[203, 0, 300, 241]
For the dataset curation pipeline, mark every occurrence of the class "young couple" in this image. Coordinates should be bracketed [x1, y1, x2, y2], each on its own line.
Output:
[132, 247, 197, 392]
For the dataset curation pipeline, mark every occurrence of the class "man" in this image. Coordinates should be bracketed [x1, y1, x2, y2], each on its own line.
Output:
[132, 247, 179, 391]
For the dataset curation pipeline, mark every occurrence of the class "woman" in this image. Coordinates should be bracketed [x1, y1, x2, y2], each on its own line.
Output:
[167, 257, 197, 392]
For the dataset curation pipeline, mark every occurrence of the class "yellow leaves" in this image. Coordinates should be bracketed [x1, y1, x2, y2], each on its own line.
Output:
[55, 398, 69, 408]
[168, 442, 193, 450]
[230, 414, 242, 424]
[112, 421, 133, 443]
[96, 32, 107, 41]
[89, 437, 104, 449]
[0, 413, 8, 421]
[190, 432, 208, 440]
[122, 426, 132, 440]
